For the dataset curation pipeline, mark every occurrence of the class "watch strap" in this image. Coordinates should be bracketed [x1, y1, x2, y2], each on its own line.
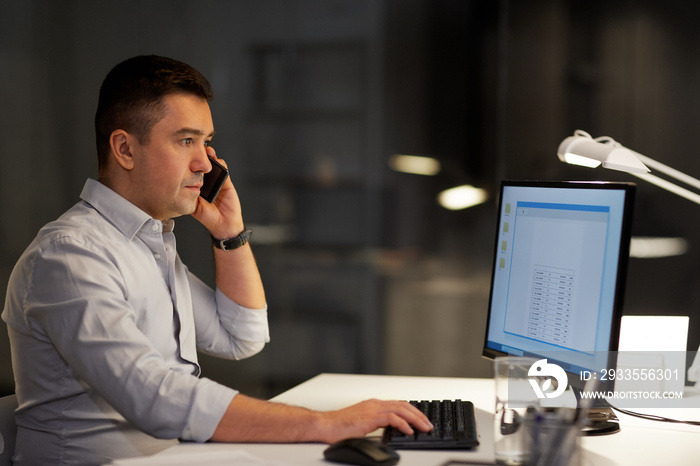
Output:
[211, 229, 253, 251]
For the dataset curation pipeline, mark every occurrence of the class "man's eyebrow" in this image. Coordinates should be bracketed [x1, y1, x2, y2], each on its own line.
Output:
[174, 127, 215, 137]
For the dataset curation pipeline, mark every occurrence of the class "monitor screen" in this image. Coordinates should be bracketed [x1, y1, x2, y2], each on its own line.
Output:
[482, 180, 635, 390]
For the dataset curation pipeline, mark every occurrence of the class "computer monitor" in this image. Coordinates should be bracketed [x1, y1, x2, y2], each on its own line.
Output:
[482, 180, 635, 434]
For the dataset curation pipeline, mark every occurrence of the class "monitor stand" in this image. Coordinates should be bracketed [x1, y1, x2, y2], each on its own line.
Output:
[581, 407, 620, 435]
[572, 388, 620, 436]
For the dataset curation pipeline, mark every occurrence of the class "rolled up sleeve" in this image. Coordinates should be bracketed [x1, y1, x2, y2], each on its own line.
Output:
[189, 272, 270, 359]
[182, 379, 237, 442]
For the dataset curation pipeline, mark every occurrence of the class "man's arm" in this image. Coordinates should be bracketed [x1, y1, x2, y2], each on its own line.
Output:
[191, 150, 265, 309]
[193, 153, 433, 442]
[210, 394, 433, 444]
[212, 244, 265, 309]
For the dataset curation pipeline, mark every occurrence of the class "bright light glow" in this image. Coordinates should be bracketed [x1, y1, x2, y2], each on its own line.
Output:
[438, 185, 488, 210]
[629, 236, 688, 259]
[564, 153, 603, 168]
[389, 154, 441, 176]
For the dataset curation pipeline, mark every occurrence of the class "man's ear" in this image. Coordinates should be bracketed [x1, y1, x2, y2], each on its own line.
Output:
[109, 129, 136, 171]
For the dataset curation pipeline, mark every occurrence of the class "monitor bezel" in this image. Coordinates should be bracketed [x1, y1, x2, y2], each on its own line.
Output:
[481, 180, 636, 392]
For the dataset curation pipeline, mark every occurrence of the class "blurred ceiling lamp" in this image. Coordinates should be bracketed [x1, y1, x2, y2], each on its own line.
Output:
[629, 237, 688, 259]
[557, 129, 700, 206]
[389, 154, 441, 176]
[438, 185, 488, 210]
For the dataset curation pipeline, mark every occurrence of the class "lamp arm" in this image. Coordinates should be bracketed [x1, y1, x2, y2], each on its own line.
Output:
[631, 172, 700, 206]
[634, 152, 700, 192]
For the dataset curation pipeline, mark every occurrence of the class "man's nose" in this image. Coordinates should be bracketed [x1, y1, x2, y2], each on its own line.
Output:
[195, 151, 212, 173]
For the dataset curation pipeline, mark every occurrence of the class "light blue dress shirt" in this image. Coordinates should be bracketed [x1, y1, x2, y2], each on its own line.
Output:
[2, 179, 270, 465]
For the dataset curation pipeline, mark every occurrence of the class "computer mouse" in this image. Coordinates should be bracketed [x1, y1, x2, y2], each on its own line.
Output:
[323, 437, 400, 466]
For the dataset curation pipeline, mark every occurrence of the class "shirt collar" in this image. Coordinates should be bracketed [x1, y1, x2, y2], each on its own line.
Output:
[80, 178, 174, 240]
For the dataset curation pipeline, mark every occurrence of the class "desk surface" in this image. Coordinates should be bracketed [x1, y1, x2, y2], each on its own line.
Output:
[156, 373, 700, 466]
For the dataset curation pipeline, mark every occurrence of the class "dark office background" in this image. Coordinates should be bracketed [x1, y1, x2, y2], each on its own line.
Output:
[1, 0, 699, 398]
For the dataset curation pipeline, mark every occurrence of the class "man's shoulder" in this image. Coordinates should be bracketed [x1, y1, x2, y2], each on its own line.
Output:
[32, 201, 122, 253]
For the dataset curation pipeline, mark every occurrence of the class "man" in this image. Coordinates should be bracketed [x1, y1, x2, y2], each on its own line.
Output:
[2, 55, 431, 465]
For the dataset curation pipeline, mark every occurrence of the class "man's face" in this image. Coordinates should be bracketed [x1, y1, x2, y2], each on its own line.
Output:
[129, 93, 214, 220]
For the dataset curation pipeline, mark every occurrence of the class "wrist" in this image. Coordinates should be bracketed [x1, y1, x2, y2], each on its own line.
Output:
[211, 227, 253, 251]
[210, 221, 246, 240]
[307, 410, 331, 443]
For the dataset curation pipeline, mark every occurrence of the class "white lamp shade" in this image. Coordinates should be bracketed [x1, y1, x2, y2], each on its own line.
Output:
[603, 147, 650, 174]
[557, 134, 650, 174]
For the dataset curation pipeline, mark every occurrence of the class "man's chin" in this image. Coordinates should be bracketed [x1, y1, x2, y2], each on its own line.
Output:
[185, 196, 204, 215]
[168, 197, 200, 219]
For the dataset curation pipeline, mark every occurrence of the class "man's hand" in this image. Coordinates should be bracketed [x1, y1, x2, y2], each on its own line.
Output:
[211, 395, 433, 444]
[316, 398, 434, 444]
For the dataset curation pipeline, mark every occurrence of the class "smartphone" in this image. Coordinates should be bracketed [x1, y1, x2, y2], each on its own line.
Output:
[200, 156, 229, 203]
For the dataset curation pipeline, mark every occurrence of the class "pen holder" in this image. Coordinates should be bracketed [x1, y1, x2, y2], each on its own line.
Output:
[524, 408, 581, 466]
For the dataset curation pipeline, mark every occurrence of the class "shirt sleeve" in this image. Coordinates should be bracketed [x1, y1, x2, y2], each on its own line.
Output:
[188, 271, 270, 359]
[23, 235, 235, 442]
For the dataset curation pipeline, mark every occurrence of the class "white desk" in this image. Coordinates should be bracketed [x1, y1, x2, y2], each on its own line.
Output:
[155, 373, 700, 465]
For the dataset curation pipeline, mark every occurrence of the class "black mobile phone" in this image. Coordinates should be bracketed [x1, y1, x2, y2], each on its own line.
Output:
[200, 156, 229, 203]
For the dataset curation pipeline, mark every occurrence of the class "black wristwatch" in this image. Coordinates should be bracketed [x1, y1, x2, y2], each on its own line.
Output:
[211, 229, 253, 251]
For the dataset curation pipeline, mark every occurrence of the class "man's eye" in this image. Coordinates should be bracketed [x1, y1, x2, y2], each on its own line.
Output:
[181, 138, 193, 145]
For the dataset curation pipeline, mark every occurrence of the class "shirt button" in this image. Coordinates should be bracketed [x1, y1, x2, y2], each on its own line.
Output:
[154, 253, 161, 260]
[152, 224, 160, 231]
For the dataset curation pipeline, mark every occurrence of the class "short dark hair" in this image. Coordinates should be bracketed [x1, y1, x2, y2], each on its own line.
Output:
[94, 55, 214, 170]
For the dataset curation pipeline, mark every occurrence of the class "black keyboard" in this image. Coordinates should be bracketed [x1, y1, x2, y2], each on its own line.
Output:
[382, 399, 479, 450]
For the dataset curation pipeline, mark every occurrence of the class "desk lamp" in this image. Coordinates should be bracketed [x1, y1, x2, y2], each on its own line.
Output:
[557, 129, 700, 382]
[557, 130, 700, 205]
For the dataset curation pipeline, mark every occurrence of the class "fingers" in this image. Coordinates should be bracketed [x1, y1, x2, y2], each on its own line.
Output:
[360, 399, 433, 435]
[389, 400, 433, 434]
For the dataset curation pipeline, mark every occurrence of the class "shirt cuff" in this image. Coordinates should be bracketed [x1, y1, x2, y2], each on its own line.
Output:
[182, 378, 238, 442]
